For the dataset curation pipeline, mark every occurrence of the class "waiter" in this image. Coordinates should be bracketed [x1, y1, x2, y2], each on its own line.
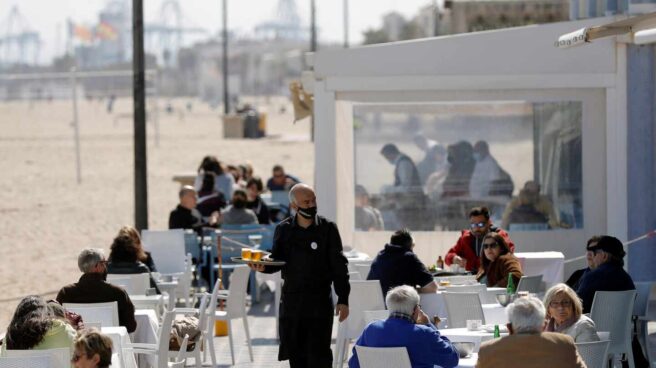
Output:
[249, 183, 350, 367]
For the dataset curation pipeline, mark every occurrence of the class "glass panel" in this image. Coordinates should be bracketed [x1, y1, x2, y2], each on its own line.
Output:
[353, 101, 582, 232]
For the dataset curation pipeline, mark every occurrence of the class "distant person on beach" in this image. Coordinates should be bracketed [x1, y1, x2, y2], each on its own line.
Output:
[194, 155, 235, 199]
[56, 249, 137, 332]
[169, 185, 219, 233]
[220, 189, 258, 225]
[246, 177, 271, 224]
[267, 165, 301, 191]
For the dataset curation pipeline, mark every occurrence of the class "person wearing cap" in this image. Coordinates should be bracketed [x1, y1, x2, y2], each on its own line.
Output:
[565, 236, 601, 290]
[575, 235, 635, 313]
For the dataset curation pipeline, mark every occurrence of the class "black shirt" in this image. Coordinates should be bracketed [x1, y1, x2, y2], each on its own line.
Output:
[246, 196, 271, 224]
[264, 215, 350, 315]
[168, 204, 210, 233]
[367, 243, 434, 297]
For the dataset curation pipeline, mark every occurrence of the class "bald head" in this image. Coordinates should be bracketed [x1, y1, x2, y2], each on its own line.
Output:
[289, 184, 317, 220]
[179, 185, 197, 209]
[288, 184, 315, 205]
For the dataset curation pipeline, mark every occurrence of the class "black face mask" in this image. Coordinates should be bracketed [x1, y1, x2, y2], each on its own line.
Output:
[233, 199, 246, 209]
[297, 206, 317, 219]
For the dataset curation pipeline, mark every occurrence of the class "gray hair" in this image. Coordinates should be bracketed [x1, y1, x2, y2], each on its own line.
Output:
[386, 285, 419, 316]
[78, 248, 105, 273]
[288, 183, 312, 205]
[506, 296, 546, 334]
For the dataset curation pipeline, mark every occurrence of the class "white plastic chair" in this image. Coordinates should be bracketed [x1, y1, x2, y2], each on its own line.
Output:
[0, 355, 52, 368]
[141, 229, 192, 307]
[354, 346, 411, 368]
[207, 265, 253, 365]
[590, 290, 637, 368]
[167, 295, 210, 367]
[363, 310, 389, 325]
[3, 348, 70, 368]
[107, 273, 150, 295]
[349, 271, 363, 281]
[443, 292, 485, 328]
[127, 310, 191, 368]
[633, 282, 655, 366]
[334, 280, 385, 368]
[576, 340, 611, 368]
[63, 301, 119, 327]
[517, 275, 543, 293]
[445, 284, 487, 301]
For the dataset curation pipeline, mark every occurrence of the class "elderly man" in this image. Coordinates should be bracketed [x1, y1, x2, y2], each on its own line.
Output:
[249, 184, 350, 368]
[576, 235, 635, 313]
[445, 206, 515, 272]
[56, 248, 137, 332]
[565, 236, 601, 290]
[349, 285, 459, 368]
[169, 185, 218, 233]
[367, 229, 438, 296]
[477, 296, 586, 368]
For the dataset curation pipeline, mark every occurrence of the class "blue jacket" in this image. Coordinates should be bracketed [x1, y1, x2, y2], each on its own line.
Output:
[576, 262, 635, 313]
[348, 317, 459, 368]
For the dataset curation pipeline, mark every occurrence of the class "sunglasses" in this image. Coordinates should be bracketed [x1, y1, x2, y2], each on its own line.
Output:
[469, 222, 487, 229]
[483, 242, 498, 249]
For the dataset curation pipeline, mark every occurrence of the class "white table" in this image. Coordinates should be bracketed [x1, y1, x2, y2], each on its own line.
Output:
[101, 326, 138, 368]
[132, 309, 159, 367]
[420, 292, 508, 326]
[457, 353, 478, 368]
[440, 328, 508, 353]
[515, 251, 564, 288]
[130, 294, 165, 316]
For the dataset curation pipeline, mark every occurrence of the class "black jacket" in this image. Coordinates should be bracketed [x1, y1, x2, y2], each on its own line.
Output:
[56, 273, 137, 332]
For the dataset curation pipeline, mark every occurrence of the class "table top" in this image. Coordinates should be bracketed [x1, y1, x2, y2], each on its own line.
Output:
[515, 251, 565, 259]
[130, 294, 164, 302]
[457, 353, 478, 368]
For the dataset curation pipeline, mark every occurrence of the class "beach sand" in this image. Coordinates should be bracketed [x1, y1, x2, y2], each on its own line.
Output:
[0, 96, 313, 331]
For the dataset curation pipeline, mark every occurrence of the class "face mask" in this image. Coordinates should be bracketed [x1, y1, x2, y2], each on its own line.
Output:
[233, 199, 246, 209]
[297, 206, 317, 219]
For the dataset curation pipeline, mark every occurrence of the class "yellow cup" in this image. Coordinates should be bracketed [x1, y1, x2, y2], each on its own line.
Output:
[439, 280, 451, 287]
[251, 250, 263, 262]
[241, 248, 252, 261]
[214, 320, 228, 336]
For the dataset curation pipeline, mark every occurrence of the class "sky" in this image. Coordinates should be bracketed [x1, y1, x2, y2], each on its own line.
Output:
[0, 0, 436, 65]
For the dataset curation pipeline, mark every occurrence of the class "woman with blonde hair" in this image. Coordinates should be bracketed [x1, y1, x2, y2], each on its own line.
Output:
[71, 329, 113, 368]
[543, 283, 599, 342]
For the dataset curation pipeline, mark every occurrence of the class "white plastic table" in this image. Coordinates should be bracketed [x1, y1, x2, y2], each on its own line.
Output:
[132, 309, 159, 367]
[439, 328, 508, 353]
[420, 291, 508, 326]
[457, 353, 478, 368]
[515, 251, 564, 288]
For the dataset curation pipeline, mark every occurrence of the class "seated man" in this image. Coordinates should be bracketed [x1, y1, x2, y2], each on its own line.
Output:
[169, 185, 218, 233]
[367, 229, 437, 296]
[445, 206, 515, 273]
[576, 235, 635, 313]
[220, 189, 258, 225]
[565, 236, 600, 290]
[266, 165, 300, 191]
[477, 296, 586, 368]
[348, 285, 459, 368]
[56, 248, 137, 332]
[501, 181, 562, 229]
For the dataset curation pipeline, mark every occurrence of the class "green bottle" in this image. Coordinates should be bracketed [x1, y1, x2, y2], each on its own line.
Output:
[506, 273, 515, 295]
[493, 324, 501, 338]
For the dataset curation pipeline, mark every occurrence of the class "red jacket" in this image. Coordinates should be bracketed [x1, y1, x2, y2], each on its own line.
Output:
[445, 227, 515, 272]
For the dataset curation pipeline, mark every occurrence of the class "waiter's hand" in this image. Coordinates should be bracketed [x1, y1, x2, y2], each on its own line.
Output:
[336, 304, 349, 322]
[247, 262, 265, 272]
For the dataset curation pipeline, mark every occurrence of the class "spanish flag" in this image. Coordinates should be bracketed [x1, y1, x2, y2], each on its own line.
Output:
[68, 20, 94, 42]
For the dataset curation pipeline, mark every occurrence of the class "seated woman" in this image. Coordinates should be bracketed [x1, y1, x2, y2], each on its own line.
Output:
[543, 283, 600, 342]
[107, 234, 160, 293]
[246, 177, 271, 224]
[476, 232, 523, 287]
[1, 295, 76, 354]
[197, 172, 227, 220]
[71, 329, 113, 368]
[117, 225, 157, 272]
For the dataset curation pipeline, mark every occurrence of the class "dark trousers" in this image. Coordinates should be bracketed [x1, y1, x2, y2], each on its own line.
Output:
[280, 316, 333, 368]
